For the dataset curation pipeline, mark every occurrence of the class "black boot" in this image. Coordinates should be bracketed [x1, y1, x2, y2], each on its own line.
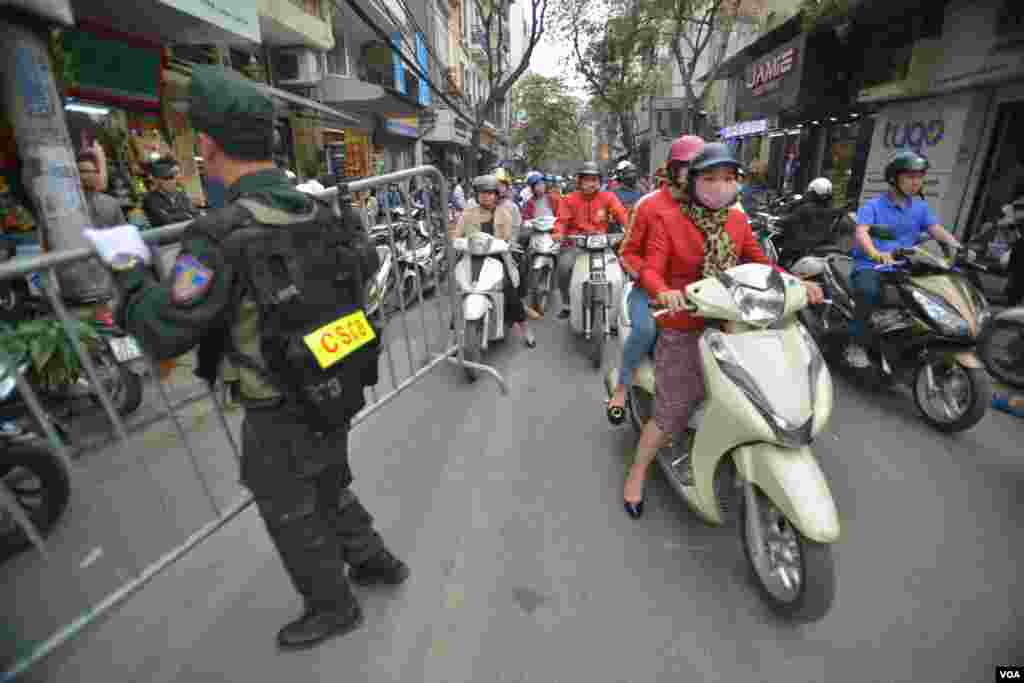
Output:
[348, 549, 410, 586]
[276, 603, 364, 651]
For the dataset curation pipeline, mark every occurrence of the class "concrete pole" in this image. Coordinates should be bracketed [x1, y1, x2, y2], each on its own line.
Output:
[0, 17, 110, 300]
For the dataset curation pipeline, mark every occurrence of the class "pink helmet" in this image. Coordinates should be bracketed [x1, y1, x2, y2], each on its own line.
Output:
[669, 135, 705, 164]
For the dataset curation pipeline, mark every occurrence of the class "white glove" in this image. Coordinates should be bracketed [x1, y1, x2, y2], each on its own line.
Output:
[83, 224, 152, 266]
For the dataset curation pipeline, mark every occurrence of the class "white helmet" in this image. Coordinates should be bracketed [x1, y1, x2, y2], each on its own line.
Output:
[807, 177, 833, 200]
[616, 160, 636, 173]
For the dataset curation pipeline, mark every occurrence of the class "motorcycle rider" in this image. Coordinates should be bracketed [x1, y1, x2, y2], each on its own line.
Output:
[449, 175, 536, 347]
[493, 168, 523, 234]
[622, 143, 824, 518]
[606, 135, 705, 425]
[522, 171, 560, 220]
[849, 149, 964, 367]
[773, 177, 854, 265]
[613, 160, 644, 211]
[553, 161, 630, 319]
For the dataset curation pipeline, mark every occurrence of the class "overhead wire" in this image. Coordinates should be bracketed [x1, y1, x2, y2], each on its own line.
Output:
[330, 0, 478, 127]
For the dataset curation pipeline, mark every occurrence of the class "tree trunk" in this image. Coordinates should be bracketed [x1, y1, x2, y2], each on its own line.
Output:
[619, 113, 636, 160]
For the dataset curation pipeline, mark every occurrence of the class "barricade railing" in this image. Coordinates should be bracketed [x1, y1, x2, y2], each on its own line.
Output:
[0, 165, 504, 678]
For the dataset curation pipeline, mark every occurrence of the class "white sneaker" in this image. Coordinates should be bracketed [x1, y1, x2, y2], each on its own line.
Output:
[844, 344, 871, 368]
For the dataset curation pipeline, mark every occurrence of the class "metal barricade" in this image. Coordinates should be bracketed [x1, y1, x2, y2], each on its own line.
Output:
[0, 166, 504, 677]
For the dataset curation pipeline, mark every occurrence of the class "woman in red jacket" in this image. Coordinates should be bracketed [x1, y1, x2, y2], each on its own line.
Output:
[622, 143, 824, 519]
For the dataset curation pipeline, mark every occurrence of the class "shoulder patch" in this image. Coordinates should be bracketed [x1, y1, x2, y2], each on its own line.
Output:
[171, 253, 215, 306]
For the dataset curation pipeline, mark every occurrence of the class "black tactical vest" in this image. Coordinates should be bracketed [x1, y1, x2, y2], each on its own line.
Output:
[196, 193, 380, 432]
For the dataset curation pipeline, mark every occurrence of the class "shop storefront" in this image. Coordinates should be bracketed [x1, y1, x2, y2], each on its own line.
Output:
[373, 114, 418, 175]
[422, 108, 470, 180]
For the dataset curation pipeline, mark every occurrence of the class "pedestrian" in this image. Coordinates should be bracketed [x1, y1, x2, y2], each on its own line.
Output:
[83, 65, 409, 651]
[78, 151, 127, 229]
[142, 156, 198, 227]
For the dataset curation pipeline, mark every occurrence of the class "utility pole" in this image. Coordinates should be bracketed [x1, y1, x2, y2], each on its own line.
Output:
[0, 2, 110, 300]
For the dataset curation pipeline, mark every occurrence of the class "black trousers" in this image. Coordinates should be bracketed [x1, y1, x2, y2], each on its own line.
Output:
[1007, 237, 1024, 306]
[241, 408, 385, 611]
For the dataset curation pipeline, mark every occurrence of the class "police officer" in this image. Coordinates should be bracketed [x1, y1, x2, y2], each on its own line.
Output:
[84, 65, 408, 651]
[142, 156, 198, 227]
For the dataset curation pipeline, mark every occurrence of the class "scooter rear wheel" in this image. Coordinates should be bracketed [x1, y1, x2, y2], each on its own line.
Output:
[740, 485, 835, 623]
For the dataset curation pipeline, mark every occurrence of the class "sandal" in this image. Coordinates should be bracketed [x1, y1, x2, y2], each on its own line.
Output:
[992, 394, 1024, 418]
[606, 398, 626, 425]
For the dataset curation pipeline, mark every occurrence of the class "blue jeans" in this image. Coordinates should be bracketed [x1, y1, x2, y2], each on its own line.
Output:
[618, 286, 658, 387]
[850, 269, 882, 341]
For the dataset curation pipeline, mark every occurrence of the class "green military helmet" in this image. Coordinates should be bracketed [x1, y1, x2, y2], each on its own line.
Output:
[189, 65, 275, 160]
[147, 155, 180, 179]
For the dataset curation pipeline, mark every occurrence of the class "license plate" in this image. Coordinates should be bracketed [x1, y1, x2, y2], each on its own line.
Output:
[304, 310, 377, 370]
[590, 271, 606, 283]
[109, 336, 142, 362]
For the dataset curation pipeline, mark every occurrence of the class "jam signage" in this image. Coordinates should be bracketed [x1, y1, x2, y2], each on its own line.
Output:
[746, 46, 799, 96]
[735, 35, 806, 120]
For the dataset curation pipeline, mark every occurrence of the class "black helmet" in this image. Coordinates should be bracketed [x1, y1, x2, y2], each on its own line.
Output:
[884, 149, 929, 185]
[688, 142, 743, 178]
[577, 161, 601, 178]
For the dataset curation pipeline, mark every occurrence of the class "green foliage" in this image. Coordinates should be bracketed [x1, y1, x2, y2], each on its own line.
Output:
[511, 74, 592, 167]
[0, 318, 100, 390]
[799, 0, 853, 32]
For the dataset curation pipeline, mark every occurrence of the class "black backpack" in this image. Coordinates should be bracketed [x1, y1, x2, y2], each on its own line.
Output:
[197, 193, 380, 432]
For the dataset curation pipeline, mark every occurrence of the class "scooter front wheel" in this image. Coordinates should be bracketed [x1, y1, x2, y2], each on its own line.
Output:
[462, 320, 483, 383]
[740, 485, 836, 622]
[912, 360, 990, 432]
[590, 303, 605, 370]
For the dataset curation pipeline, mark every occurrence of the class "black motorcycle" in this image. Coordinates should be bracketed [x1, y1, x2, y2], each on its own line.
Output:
[0, 348, 71, 562]
[792, 235, 992, 433]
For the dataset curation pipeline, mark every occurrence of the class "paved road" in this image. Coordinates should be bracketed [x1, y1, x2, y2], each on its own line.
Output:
[7, 296, 1024, 682]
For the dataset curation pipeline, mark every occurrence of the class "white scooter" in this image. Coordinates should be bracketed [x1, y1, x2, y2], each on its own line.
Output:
[524, 216, 560, 315]
[569, 232, 625, 369]
[452, 232, 514, 382]
[606, 265, 840, 622]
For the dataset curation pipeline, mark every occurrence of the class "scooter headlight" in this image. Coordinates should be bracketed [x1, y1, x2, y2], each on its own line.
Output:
[908, 287, 970, 338]
[706, 330, 813, 447]
[531, 234, 555, 252]
[586, 234, 608, 250]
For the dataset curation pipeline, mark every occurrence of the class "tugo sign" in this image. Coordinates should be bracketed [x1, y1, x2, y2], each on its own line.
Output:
[882, 119, 945, 150]
[857, 91, 971, 221]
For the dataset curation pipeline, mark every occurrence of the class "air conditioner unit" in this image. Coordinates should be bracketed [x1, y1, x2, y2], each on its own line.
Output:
[276, 48, 324, 87]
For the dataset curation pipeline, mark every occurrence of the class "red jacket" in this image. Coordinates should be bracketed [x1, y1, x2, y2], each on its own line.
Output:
[522, 191, 561, 220]
[554, 190, 629, 240]
[640, 207, 773, 331]
[620, 186, 673, 276]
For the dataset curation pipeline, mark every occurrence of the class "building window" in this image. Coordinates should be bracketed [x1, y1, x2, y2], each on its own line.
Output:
[327, 29, 349, 75]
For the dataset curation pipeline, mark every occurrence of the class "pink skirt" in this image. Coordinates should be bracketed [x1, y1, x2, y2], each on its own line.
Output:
[654, 329, 706, 436]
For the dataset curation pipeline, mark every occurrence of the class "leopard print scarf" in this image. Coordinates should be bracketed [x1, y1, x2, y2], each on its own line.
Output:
[687, 203, 738, 279]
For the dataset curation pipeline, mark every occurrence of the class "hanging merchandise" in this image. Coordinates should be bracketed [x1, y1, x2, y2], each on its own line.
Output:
[0, 175, 37, 235]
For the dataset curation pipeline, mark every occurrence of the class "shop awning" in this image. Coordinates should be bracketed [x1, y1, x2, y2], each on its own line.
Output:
[318, 76, 423, 119]
[164, 63, 362, 127]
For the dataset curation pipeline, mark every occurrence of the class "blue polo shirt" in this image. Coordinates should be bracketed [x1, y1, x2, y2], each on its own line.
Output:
[614, 187, 644, 209]
[852, 193, 939, 272]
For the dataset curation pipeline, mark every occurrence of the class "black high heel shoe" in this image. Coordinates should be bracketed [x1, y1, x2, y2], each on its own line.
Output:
[623, 499, 644, 519]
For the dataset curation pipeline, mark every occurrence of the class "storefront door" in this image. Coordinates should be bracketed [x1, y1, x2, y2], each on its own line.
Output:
[966, 101, 1024, 240]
